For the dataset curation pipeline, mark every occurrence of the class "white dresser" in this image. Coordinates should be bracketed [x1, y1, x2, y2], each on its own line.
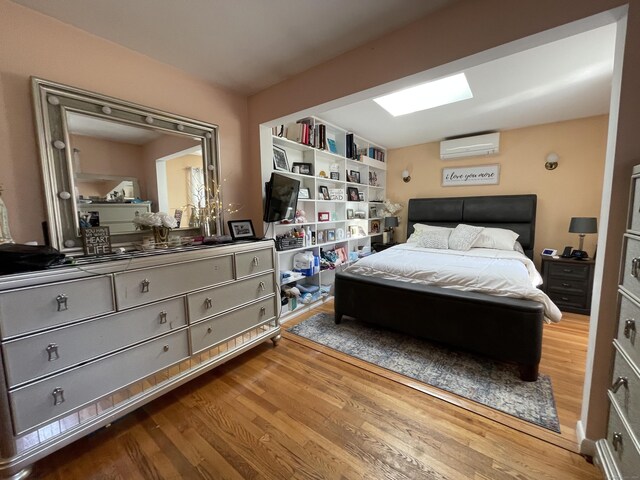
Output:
[597, 165, 640, 478]
[0, 241, 280, 479]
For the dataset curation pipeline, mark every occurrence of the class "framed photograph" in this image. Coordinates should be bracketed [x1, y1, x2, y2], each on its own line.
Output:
[349, 170, 361, 184]
[273, 146, 289, 172]
[371, 220, 380, 234]
[369, 171, 379, 186]
[369, 205, 378, 218]
[330, 171, 340, 180]
[328, 188, 344, 201]
[348, 225, 359, 237]
[228, 219, 255, 240]
[347, 187, 359, 201]
[318, 211, 330, 222]
[292, 162, 313, 176]
[358, 192, 365, 201]
[355, 210, 366, 219]
[319, 185, 330, 200]
[317, 230, 325, 243]
[298, 187, 310, 199]
[327, 229, 336, 241]
[346, 208, 354, 219]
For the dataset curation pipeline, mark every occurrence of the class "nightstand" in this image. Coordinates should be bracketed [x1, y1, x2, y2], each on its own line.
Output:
[372, 242, 398, 252]
[541, 256, 595, 315]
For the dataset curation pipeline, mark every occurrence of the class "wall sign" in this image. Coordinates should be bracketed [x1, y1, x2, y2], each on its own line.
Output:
[442, 164, 500, 187]
[81, 226, 112, 255]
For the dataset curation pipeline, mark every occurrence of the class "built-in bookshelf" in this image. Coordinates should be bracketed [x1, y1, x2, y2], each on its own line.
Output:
[259, 117, 387, 320]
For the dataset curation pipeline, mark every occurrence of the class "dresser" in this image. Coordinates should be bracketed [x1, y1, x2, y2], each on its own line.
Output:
[0, 241, 280, 479]
[596, 165, 640, 478]
[541, 256, 595, 315]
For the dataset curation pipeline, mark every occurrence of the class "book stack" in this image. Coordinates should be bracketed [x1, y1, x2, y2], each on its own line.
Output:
[368, 147, 385, 162]
[345, 133, 357, 160]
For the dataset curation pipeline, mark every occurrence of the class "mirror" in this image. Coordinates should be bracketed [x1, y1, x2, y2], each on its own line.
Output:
[32, 78, 222, 253]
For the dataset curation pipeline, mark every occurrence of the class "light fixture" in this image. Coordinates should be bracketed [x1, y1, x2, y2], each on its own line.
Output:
[545, 152, 559, 170]
[402, 169, 411, 183]
[569, 217, 597, 259]
[384, 216, 399, 244]
[373, 73, 473, 117]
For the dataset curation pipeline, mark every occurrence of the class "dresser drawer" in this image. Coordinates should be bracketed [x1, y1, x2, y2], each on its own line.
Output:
[605, 402, 640, 479]
[610, 349, 640, 437]
[546, 261, 591, 280]
[629, 172, 640, 234]
[114, 255, 234, 309]
[9, 329, 189, 435]
[190, 297, 276, 354]
[187, 272, 275, 324]
[617, 293, 640, 368]
[0, 276, 114, 339]
[2, 297, 186, 388]
[235, 247, 274, 279]
[621, 235, 640, 300]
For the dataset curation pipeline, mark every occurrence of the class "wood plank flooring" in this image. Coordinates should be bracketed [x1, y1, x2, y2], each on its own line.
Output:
[32, 301, 600, 479]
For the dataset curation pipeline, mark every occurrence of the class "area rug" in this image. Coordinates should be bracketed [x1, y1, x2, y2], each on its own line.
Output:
[287, 312, 560, 433]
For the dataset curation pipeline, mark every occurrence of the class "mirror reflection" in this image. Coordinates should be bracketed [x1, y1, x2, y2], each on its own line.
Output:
[67, 112, 205, 235]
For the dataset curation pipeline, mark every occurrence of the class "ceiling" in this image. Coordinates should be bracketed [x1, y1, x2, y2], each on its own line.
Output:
[13, 0, 616, 149]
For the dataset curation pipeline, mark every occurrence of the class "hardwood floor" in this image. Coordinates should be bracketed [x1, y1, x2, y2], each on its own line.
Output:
[32, 302, 600, 480]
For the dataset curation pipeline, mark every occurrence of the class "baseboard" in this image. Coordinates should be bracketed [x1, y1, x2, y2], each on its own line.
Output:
[577, 420, 597, 457]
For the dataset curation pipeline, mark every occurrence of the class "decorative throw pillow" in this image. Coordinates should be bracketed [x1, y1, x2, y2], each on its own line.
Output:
[473, 227, 520, 251]
[448, 224, 484, 251]
[407, 224, 453, 243]
[416, 230, 451, 249]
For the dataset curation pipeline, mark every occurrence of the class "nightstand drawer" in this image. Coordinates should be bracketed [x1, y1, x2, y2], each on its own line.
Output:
[548, 291, 588, 310]
[546, 277, 587, 292]
[618, 292, 640, 368]
[546, 261, 591, 280]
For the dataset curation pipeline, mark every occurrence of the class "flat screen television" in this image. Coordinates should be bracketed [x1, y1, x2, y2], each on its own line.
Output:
[263, 172, 300, 223]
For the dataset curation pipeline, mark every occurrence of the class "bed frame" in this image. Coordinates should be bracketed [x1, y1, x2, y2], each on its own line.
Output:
[334, 194, 545, 381]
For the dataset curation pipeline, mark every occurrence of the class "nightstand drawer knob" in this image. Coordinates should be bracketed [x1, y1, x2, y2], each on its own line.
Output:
[611, 376, 628, 393]
[625, 319, 636, 338]
[561, 296, 570, 301]
[562, 282, 571, 287]
[612, 432, 623, 451]
[563, 268, 573, 273]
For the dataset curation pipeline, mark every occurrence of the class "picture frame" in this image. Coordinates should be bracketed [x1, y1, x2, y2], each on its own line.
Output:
[327, 137, 338, 154]
[349, 170, 361, 184]
[330, 171, 340, 180]
[292, 162, 313, 176]
[369, 205, 378, 218]
[348, 225, 359, 237]
[317, 230, 325, 243]
[298, 187, 310, 199]
[327, 229, 336, 242]
[358, 192, 365, 201]
[369, 171, 379, 186]
[319, 185, 330, 200]
[355, 210, 366, 219]
[328, 188, 344, 201]
[228, 219, 256, 240]
[347, 187, 359, 201]
[371, 220, 380, 234]
[273, 146, 289, 172]
[81, 226, 112, 255]
[318, 211, 330, 222]
[346, 208, 354, 219]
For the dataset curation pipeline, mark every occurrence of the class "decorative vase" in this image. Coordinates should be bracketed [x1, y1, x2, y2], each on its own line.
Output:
[152, 226, 170, 247]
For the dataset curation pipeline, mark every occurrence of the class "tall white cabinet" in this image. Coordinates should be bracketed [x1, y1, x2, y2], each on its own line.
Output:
[259, 118, 387, 321]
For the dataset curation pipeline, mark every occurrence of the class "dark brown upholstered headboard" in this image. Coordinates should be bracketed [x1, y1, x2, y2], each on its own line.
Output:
[407, 194, 537, 260]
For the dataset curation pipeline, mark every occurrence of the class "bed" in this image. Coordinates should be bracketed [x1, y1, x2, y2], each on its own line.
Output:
[334, 194, 557, 381]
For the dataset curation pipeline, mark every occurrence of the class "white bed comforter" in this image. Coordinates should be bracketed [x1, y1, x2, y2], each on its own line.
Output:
[346, 244, 562, 323]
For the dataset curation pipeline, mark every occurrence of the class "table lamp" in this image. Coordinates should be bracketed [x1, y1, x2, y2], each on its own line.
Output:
[569, 217, 597, 259]
[384, 216, 399, 244]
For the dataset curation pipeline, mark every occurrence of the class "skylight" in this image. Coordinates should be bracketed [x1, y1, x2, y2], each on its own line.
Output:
[373, 73, 473, 116]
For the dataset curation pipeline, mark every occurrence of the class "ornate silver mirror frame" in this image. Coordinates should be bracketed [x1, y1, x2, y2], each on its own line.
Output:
[31, 77, 222, 253]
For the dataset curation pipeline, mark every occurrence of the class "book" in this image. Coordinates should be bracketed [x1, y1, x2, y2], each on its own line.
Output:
[346, 133, 354, 159]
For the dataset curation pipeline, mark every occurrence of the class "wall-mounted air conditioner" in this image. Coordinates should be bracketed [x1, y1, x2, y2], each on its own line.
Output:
[440, 132, 500, 160]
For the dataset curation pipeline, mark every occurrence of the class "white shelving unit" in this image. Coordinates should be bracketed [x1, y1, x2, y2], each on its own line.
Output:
[259, 117, 387, 321]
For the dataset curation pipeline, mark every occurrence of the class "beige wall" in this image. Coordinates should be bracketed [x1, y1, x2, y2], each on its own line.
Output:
[0, 0, 248, 244]
[386, 116, 608, 268]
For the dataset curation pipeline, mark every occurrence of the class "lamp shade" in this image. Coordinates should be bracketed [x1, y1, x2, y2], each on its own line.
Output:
[384, 216, 399, 228]
[569, 217, 597, 234]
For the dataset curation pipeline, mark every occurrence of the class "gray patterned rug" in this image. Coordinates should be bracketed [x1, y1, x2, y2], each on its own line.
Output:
[287, 312, 560, 433]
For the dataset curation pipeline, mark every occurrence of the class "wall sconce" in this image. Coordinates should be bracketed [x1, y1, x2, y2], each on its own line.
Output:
[402, 169, 411, 183]
[545, 152, 559, 170]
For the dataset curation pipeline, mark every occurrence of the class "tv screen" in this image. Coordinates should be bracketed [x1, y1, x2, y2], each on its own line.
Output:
[263, 173, 300, 222]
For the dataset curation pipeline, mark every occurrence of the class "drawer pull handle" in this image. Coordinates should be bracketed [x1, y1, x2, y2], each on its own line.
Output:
[46, 343, 59, 361]
[561, 297, 569, 301]
[632, 257, 640, 278]
[625, 319, 636, 338]
[611, 376, 628, 393]
[52, 387, 65, 406]
[141, 279, 150, 293]
[207, 327, 212, 334]
[612, 432, 623, 451]
[159, 311, 167, 324]
[563, 268, 572, 273]
[205, 298, 213, 309]
[163, 345, 169, 352]
[561, 283, 571, 287]
[56, 294, 68, 311]
[260, 306, 266, 316]
[259, 281, 265, 291]
[253, 256, 260, 267]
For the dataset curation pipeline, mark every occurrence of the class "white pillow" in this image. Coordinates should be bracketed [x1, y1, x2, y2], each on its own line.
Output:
[416, 230, 451, 249]
[473, 227, 519, 251]
[407, 224, 453, 243]
[448, 224, 485, 251]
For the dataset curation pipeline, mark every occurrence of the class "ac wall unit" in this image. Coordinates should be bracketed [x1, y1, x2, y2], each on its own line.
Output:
[440, 132, 500, 160]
